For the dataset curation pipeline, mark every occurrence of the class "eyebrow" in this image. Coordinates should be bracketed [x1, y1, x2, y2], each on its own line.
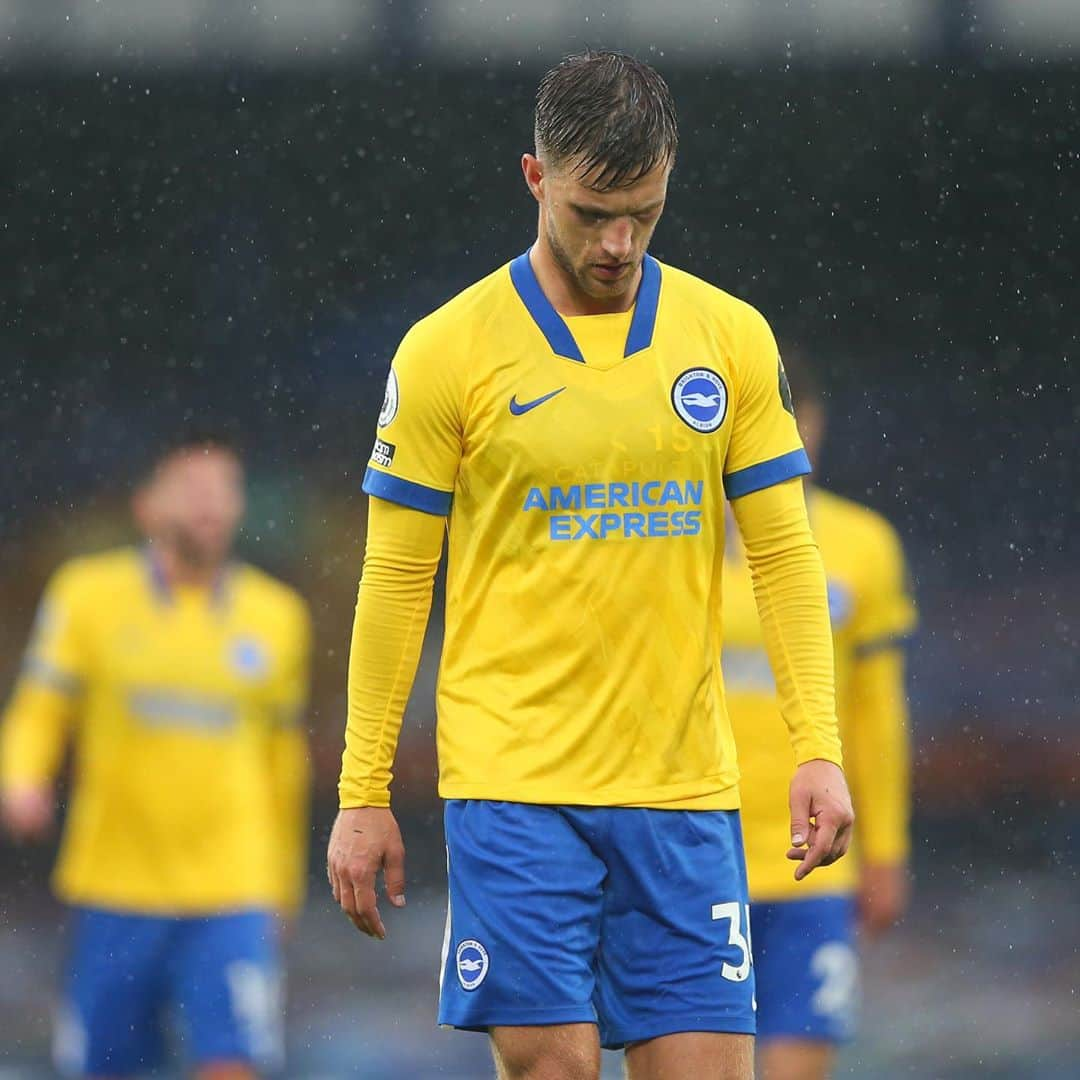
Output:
[569, 198, 665, 219]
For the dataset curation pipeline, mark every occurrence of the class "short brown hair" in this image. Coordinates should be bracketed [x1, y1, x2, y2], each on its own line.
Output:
[535, 50, 678, 191]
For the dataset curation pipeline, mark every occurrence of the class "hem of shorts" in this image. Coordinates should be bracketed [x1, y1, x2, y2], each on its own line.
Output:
[55, 887, 277, 919]
[439, 1005, 597, 1032]
[755, 1027, 852, 1046]
[603, 1016, 757, 1051]
[748, 883, 857, 905]
[437, 780, 740, 811]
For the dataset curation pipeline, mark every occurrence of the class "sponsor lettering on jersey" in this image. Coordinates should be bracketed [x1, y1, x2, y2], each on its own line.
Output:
[371, 438, 396, 468]
[523, 480, 704, 540]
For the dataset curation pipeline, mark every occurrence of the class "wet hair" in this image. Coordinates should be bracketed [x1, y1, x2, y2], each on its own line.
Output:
[534, 50, 679, 191]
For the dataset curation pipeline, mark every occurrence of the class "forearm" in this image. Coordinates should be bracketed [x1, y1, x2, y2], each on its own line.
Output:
[847, 647, 911, 863]
[0, 683, 72, 790]
[338, 496, 444, 808]
[731, 478, 841, 766]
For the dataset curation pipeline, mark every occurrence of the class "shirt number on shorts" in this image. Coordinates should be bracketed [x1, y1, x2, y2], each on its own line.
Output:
[810, 941, 857, 1019]
[711, 901, 752, 982]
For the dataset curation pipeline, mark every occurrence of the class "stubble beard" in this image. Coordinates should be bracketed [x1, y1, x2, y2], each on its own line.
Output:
[546, 215, 634, 302]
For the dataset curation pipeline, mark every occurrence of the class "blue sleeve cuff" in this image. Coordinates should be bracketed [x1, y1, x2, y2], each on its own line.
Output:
[362, 467, 452, 516]
[724, 448, 811, 500]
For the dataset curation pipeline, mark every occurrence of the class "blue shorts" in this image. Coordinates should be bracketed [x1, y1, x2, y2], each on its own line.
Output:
[751, 895, 857, 1044]
[55, 907, 282, 1077]
[438, 800, 756, 1049]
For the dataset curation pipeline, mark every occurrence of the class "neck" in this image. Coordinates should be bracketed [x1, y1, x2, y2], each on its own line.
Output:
[147, 540, 222, 590]
[530, 232, 641, 316]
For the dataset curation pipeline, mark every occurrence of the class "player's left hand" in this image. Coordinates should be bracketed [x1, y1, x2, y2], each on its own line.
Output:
[857, 861, 910, 937]
[786, 759, 854, 881]
[0, 784, 55, 842]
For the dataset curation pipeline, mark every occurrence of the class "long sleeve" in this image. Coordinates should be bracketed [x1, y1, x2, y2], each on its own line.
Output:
[0, 682, 73, 790]
[267, 723, 312, 915]
[730, 476, 842, 767]
[0, 564, 88, 792]
[845, 647, 911, 863]
[338, 495, 446, 808]
[266, 600, 313, 917]
[844, 519, 916, 863]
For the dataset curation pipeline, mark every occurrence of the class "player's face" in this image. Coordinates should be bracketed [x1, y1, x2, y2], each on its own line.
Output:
[526, 153, 670, 301]
[137, 448, 245, 568]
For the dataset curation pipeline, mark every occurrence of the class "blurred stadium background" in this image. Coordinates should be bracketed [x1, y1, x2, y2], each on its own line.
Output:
[0, 2, 1076, 1076]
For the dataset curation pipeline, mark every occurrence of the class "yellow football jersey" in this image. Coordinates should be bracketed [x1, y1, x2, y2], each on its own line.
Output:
[724, 488, 916, 899]
[357, 250, 824, 810]
[0, 547, 311, 915]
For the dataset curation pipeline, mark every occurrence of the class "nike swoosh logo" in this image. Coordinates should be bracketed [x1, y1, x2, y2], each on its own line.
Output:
[509, 387, 566, 416]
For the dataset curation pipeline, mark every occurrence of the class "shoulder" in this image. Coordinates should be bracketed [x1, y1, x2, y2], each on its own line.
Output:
[815, 489, 907, 568]
[657, 261, 777, 389]
[656, 261, 770, 334]
[230, 564, 310, 635]
[47, 546, 143, 601]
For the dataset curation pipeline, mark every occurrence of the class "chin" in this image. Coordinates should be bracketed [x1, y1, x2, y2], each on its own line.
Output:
[580, 273, 630, 298]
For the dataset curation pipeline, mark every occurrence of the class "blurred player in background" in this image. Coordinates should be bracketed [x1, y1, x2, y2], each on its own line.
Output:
[724, 356, 916, 1080]
[328, 51, 854, 1080]
[0, 435, 312, 1080]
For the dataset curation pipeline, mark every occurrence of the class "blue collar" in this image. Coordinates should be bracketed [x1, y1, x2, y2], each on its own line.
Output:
[509, 248, 662, 363]
[143, 546, 231, 610]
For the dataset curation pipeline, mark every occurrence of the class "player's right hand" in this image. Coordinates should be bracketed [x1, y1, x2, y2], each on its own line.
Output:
[326, 806, 406, 940]
[0, 784, 55, 842]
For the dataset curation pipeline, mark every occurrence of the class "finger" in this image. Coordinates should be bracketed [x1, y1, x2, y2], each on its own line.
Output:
[794, 819, 838, 881]
[818, 813, 852, 867]
[788, 789, 810, 852]
[354, 883, 385, 940]
[335, 865, 363, 918]
[789, 814, 810, 851]
[383, 842, 407, 908]
[832, 817, 853, 860]
[339, 871, 379, 937]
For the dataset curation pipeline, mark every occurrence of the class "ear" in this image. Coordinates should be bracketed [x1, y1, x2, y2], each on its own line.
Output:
[521, 153, 544, 203]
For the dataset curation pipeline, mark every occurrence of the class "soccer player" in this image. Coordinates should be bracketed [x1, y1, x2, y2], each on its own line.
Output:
[327, 51, 854, 1080]
[724, 356, 916, 1079]
[0, 435, 312, 1080]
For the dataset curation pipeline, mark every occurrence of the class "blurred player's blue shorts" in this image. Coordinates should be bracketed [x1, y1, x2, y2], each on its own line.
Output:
[438, 800, 756, 1048]
[54, 907, 282, 1077]
[751, 895, 857, 1044]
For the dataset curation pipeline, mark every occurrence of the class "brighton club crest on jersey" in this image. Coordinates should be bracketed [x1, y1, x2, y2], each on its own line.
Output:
[671, 368, 728, 433]
[455, 940, 489, 991]
[230, 637, 268, 679]
[379, 368, 399, 427]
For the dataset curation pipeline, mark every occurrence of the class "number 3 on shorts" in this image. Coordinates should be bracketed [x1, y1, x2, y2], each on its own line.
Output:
[711, 901, 752, 982]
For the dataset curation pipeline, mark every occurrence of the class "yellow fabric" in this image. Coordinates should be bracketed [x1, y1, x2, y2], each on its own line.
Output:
[342, 254, 839, 810]
[729, 480, 843, 769]
[0, 548, 312, 915]
[724, 488, 916, 900]
[340, 498, 444, 807]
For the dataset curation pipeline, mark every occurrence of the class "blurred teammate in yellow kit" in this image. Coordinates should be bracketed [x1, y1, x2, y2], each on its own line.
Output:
[725, 358, 916, 1080]
[0, 436, 311, 1080]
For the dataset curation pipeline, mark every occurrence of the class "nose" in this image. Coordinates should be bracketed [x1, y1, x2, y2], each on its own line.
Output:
[600, 218, 633, 262]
